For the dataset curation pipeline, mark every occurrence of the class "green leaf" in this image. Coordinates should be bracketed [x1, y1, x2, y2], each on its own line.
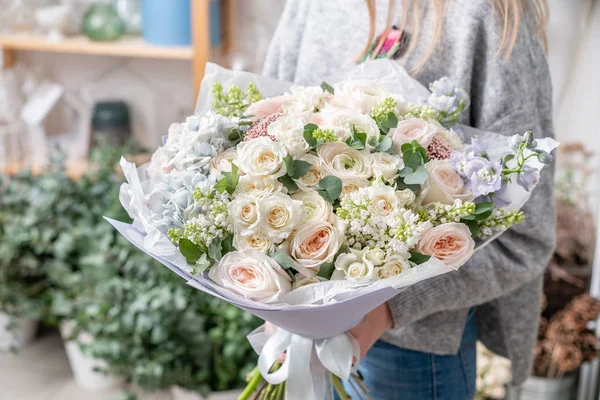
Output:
[292, 160, 313, 179]
[284, 156, 295, 177]
[269, 251, 294, 270]
[401, 166, 429, 185]
[403, 152, 423, 169]
[214, 177, 229, 194]
[320, 82, 335, 94]
[379, 112, 399, 134]
[179, 239, 204, 264]
[409, 252, 431, 265]
[303, 124, 319, 147]
[228, 163, 240, 187]
[367, 136, 379, 148]
[208, 239, 223, 262]
[318, 176, 343, 203]
[191, 253, 212, 275]
[317, 262, 335, 279]
[463, 220, 480, 238]
[377, 136, 393, 152]
[396, 176, 421, 192]
[221, 235, 234, 255]
[472, 202, 494, 221]
[279, 175, 298, 193]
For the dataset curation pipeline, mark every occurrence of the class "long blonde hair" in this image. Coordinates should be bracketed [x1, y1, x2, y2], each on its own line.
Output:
[360, 0, 549, 72]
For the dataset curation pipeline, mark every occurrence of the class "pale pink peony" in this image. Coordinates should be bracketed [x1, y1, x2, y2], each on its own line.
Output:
[416, 223, 475, 269]
[246, 96, 293, 121]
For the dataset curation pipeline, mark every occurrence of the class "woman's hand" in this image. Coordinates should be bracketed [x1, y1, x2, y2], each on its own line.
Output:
[348, 303, 393, 359]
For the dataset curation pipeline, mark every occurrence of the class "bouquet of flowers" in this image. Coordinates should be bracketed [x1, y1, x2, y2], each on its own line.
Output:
[110, 60, 556, 400]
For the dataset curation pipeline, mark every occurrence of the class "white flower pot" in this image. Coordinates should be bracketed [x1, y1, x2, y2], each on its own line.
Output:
[0, 312, 37, 350]
[506, 374, 578, 400]
[171, 386, 242, 400]
[60, 322, 122, 391]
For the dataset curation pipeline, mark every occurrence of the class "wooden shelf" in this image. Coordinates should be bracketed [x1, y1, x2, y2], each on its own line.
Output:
[0, 33, 194, 60]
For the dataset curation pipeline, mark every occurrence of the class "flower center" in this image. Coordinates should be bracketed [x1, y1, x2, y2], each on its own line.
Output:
[267, 206, 290, 228]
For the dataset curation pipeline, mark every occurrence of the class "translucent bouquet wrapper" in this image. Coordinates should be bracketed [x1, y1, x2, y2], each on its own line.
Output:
[110, 60, 557, 400]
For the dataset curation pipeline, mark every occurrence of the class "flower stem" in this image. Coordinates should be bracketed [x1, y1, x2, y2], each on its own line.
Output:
[238, 367, 263, 400]
[332, 375, 351, 399]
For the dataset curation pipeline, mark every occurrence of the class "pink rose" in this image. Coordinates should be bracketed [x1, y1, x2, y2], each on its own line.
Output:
[390, 118, 438, 151]
[422, 160, 473, 205]
[208, 250, 292, 303]
[246, 96, 293, 121]
[416, 223, 475, 269]
[288, 221, 344, 277]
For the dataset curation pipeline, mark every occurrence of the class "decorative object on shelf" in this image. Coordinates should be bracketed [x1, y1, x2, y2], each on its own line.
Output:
[91, 100, 131, 146]
[142, 0, 191, 46]
[82, 3, 125, 42]
[113, 0, 142, 34]
[34, 4, 71, 42]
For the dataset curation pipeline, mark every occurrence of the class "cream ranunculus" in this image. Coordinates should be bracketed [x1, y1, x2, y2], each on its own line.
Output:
[291, 190, 334, 224]
[333, 250, 376, 284]
[422, 160, 473, 205]
[320, 110, 380, 149]
[376, 255, 411, 279]
[292, 274, 327, 290]
[233, 232, 275, 253]
[208, 250, 292, 303]
[228, 195, 260, 235]
[389, 118, 439, 151]
[294, 154, 326, 192]
[317, 142, 372, 182]
[288, 221, 344, 276]
[366, 152, 404, 180]
[237, 137, 287, 178]
[268, 115, 310, 157]
[416, 222, 475, 269]
[332, 80, 391, 114]
[234, 176, 283, 198]
[282, 86, 326, 115]
[210, 147, 238, 177]
[258, 193, 305, 242]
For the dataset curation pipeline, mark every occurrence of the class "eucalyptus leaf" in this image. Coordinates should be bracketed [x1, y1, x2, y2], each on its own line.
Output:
[269, 251, 294, 270]
[279, 175, 299, 193]
[318, 176, 343, 203]
[317, 262, 335, 279]
[320, 81, 335, 94]
[409, 252, 431, 265]
[179, 239, 204, 264]
[292, 160, 313, 179]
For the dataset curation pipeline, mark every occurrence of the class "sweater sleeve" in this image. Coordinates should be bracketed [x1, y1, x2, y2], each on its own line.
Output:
[387, 8, 556, 329]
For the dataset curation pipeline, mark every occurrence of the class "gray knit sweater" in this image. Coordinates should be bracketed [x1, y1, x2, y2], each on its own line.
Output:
[263, 0, 555, 385]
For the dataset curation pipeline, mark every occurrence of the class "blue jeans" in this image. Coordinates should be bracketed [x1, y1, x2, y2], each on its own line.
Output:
[340, 310, 477, 400]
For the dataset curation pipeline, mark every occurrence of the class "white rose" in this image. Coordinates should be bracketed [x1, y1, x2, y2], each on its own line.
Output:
[422, 160, 473, 205]
[340, 177, 370, 199]
[228, 195, 260, 235]
[288, 221, 344, 276]
[291, 190, 334, 224]
[294, 154, 326, 192]
[416, 222, 475, 269]
[364, 184, 404, 217]
[235, 176, 283, 198]
[333, 250, 376, 284]
[317, 142, 372, 182]
[320, 110, 380, 149]
[233, 232, 275, 253]
[208, 250, 292, 303]
[282, 85, 326, 115]
[259, 193, 305, 242]
[366, 152, 404, 180]
[389, 118, 439, 151]
[331, 80, 391, 114]
[210, 147, 238, 177]
[376, 255, 410, 279]
[292, 274, 327, 290]
[268, 116, 310, 157]
[396, 189, 416, 206]
[362, 248, 386, 267]
[237, 137, 287, 178]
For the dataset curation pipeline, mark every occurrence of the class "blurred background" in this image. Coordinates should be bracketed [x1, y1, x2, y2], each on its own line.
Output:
[0, 0, 599, 399]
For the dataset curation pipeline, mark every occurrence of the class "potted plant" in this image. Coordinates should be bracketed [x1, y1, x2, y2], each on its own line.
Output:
[0, 170, 53, 350]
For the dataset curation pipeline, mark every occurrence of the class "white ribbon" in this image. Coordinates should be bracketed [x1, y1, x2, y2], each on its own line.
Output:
[248, 325, 360, 400]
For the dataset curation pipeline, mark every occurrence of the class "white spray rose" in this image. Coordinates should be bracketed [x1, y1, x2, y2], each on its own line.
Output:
[234, 176, 283, 198]
[268, 116, 310, 157]
[334, 250, 376, 284]
[282, 85, 326, 115]
[258, 193, 305, 242]
[331, 80, 391, 114]
[340, 177, 370, 199]
[294, 154, 326, 192]
[376, 255, 411, 279]
[209, 250, 292, 303]
[228, 195, 261, 235]
[362, 248, 386, 267]
[364, 184, 404, 217]
[237, 137, 287, 178]
[233, 232, 275, 253]
[210, 147, 238, 177]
